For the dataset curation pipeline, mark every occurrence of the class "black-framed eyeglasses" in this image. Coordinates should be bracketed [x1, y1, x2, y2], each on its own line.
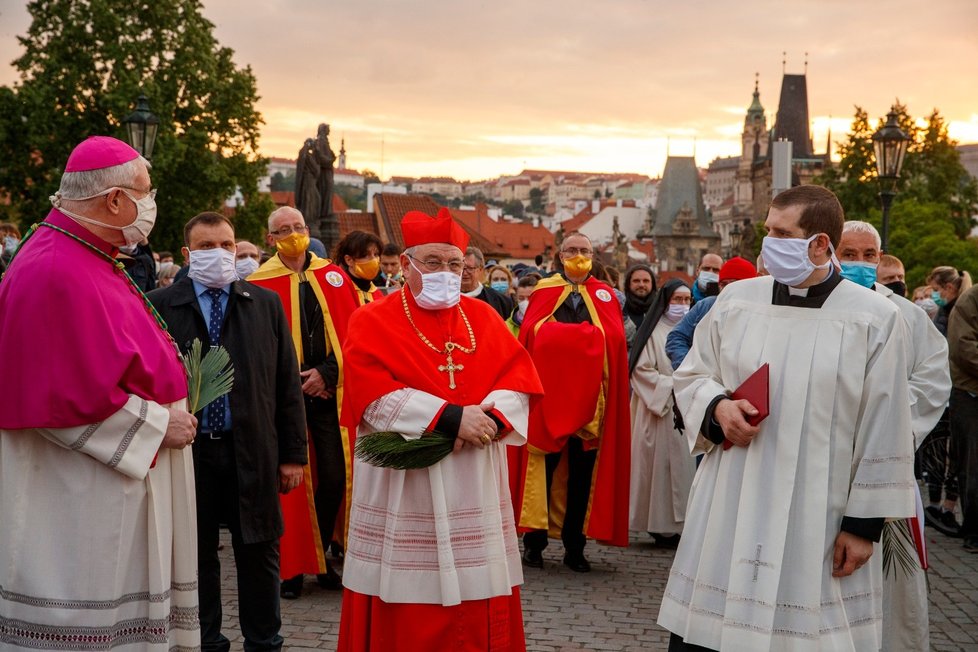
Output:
[562, 247, 593, 257]
[408, 254, 464, 274]
[269, 224, 309, 237]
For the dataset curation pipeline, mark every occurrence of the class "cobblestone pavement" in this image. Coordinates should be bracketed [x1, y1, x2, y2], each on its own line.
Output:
[216, 526, 977, 651]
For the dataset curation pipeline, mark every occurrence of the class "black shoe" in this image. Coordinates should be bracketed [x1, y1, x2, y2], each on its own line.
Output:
[964, 536, 978, 553]
[522, 548, 544, 568]
[938, 509, 961, 534]
[280, 575, 303, 600]
[563, 552, 591, 573]
[652, 533, 681, 549]
[317, 565, 343, 590]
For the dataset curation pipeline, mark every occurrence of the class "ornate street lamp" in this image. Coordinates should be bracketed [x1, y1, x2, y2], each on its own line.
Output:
[121, 94, 160, 161]
[728, 223, 743, 258]
[872, 107, 911, 251]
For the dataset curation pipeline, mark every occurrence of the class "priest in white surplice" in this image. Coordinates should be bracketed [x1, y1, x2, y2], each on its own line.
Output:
[0, 137, 199, 649]
[838, 221, 950, 652]
[659, 185, 917, 652]
[336, 209, 544, 651]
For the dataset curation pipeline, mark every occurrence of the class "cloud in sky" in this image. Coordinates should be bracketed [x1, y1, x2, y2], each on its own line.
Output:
[1, 0, 976, 179]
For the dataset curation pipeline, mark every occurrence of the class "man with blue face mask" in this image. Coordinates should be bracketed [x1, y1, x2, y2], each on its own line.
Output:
[461, 245, 514, 319]
[149, 211, 308, 652]
[838, 220, 950, 651]
[660, 185, 918, 652]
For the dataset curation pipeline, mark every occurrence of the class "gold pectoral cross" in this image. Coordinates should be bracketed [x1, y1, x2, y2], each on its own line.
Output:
[438, 342, 465, 390]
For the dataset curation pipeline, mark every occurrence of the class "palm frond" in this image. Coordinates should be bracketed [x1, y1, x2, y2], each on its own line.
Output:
[182, 339, 234, 414]
[882, 519, 919, 579]
[355, 430, 455, 469]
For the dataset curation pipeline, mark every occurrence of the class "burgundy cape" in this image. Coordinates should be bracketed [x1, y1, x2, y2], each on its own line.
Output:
[0, 210, 186, 429]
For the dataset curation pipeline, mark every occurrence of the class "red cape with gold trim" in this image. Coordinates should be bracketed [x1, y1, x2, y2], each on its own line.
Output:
[249, 253, 362, 579]
[510, 274, 631, 547]
[341, 288, 542, 437]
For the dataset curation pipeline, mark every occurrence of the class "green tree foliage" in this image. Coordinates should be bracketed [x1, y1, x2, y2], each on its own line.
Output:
[0, 0, 269, 253]
[333, 184, 365, 211]
[528, 187, 545, 213]
[270, 171, 296, 192]
[818, 104, 978, 282]
[816, 107, 879, 217]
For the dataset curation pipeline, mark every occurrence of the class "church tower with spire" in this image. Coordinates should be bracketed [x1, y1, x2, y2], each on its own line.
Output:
[338, 138, 347, 171]
[735, 75, 768, 212]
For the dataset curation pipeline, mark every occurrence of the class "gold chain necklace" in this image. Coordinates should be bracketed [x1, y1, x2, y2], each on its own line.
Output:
[401, 287, 476, 390]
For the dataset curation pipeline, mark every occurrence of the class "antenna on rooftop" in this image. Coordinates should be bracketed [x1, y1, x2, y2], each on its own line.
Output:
[782, 51, 786, 74]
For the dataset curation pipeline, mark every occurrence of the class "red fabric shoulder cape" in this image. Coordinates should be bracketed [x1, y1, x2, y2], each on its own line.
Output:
[511, 275, 631, 547]
[342, 288, 542, 429]
[248, 255, 362, 578]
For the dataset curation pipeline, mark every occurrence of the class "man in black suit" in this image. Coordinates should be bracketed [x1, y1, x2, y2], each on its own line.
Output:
[461, 245, 513, 319]
[148, 212, 307, 652]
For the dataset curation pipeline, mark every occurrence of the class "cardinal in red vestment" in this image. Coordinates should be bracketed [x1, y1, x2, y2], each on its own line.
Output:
[337, 208, 543, 651]
[512, 231, 631, 573]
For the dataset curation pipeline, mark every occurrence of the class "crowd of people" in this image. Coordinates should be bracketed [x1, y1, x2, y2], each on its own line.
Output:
[0, 135, 973, 651]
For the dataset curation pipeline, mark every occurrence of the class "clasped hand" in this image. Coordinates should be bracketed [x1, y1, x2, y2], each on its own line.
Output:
[454, 401, 498, 452]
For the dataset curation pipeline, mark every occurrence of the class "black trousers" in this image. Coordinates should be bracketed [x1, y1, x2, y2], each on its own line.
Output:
[951, 388, 978, 539]
[196, 436, 283, 652]
[306, 396, 346, 559]
[523, 436, 597, 555]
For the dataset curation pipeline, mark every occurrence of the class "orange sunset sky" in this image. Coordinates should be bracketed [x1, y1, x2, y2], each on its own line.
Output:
[1, 0, 976, 181]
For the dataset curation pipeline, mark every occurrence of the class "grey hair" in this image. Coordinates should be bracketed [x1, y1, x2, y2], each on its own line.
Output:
[841, 220, 881, 251]
[465, 246, 485, 267]
[267, 206, 304, 232]
[403, 245, 418, 257]
[58, 156, 150, 199]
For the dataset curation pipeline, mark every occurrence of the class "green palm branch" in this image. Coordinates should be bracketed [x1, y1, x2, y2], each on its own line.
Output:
[355, 430, 456, 470]
[182, 339, 234, 414]
[882, 519, 919, 579]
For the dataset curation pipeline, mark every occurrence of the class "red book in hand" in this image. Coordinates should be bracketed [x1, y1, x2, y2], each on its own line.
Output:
[722, 363, 770, 450]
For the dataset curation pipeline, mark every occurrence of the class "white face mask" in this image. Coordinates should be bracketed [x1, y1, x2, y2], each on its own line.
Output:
[666, 304, 690, 321]
[697, 270, 719, 290]
[235, 257, 260, 279]
[409, 258, 461, 310]
[517, 298, 529, 317]
[51, 187, 157, 246]
[761, 234, 834, 287]
[188, 248, 237, 289]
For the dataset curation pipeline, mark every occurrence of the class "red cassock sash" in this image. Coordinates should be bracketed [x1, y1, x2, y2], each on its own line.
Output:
[511, 275, 631, 547]
[249, 255, 361, 578]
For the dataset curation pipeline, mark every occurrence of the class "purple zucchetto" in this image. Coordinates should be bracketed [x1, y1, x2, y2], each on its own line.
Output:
[64, 136, 140, 173]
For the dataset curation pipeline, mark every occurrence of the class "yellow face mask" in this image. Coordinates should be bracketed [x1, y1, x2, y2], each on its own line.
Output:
[352, 257, 380, 280]
[275, 233, 310, 258]
[563, 254, 592, 277]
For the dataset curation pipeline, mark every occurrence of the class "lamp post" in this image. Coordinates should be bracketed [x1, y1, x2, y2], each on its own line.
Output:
[728, 223, 743, 259]
[121, 94, 160, 161]
[872, 107, 911, 252]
